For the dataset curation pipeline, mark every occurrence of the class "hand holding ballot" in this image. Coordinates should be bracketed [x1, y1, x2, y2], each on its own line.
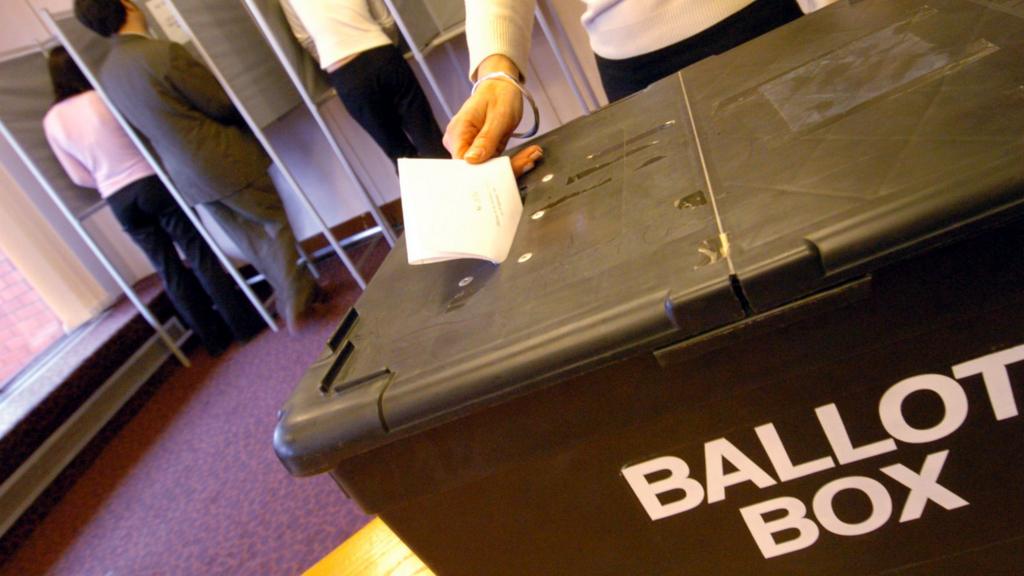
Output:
[399, 157, 529, 265]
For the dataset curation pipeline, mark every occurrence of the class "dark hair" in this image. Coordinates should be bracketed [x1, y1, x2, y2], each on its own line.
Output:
[48, 47, 93, 103]
[74, 0, 127, 38]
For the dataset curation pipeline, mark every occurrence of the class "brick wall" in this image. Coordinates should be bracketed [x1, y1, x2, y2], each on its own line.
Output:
[0, 249, 65, 389]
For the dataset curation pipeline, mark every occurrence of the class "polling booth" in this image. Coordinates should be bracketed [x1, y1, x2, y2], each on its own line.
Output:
[239, 0, 399, 247]
[42, 9, 280, 330]
[141, 0, 375, 288]
[274, 1, 1024, 574]
[0, 49, 189, 365]
[241, 0, 600, 247]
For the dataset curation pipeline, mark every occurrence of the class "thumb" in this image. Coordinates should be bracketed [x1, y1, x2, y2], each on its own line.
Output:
[463, 116, 515, 164]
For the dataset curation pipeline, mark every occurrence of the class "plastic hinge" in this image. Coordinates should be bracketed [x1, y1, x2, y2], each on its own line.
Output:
[319, 338, 393, 396]
[332, 367, 393, 396]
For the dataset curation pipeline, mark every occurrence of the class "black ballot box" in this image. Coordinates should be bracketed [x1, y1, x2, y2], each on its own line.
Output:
[274, 1, 1024, 574]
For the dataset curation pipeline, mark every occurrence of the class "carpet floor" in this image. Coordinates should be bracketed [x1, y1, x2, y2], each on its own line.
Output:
[0, 236, 392, 575]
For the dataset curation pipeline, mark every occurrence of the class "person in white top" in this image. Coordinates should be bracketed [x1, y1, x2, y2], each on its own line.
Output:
[281, 0, 447, 166]
[43, 47, 265, 355]
[447, 0, 837, 174]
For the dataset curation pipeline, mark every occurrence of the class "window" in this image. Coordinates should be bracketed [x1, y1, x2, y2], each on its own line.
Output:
[0, 248, 65, 392]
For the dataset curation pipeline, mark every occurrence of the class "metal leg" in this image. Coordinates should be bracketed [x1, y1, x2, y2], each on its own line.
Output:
[296, 241, 320, 281]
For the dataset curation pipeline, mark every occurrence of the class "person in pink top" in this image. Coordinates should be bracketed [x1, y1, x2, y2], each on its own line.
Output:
[43, 47, 264, 356]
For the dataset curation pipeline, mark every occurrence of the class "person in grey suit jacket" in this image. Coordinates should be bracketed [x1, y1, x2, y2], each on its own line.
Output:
[74, 0, 317, 333]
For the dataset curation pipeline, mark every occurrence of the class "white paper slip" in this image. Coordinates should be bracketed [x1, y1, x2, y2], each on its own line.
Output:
[145, 0, 191, 44]
[398, 157, 524, 265]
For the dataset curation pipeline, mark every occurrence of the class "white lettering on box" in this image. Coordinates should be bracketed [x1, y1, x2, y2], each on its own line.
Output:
[880, 450, 968, 522]
[619, 342, 1021, 560]
[621, 456, 705, 521]
[740, 497, 820, 559]
[756, 422, 836, 482]
[705, 438, 777, 504]
[952, 344, 1024, 421]
[879, 375, 968, 444]
[812, 476, 892, 536]
[815, 403, 898, 464]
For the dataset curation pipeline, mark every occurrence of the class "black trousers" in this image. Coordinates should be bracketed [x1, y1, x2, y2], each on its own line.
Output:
[107, 175, 263, 353]
[595, 0, 803, 102]
[328, 44, 448, 166]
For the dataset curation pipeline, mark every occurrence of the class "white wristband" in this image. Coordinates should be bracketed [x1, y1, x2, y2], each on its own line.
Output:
[471, 71, 540, 139]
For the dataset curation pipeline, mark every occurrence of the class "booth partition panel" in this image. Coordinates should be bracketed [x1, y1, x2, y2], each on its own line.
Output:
[242, 0, 332, 101]
[0, 51, 101, 218]
[155, 1, 301, 129]
[0, 50, 189, 364]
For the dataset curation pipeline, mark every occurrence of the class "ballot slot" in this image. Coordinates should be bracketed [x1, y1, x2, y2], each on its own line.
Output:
[319, 308, 392, 396]
[320, 341, 355, 394]
[327, 308, 360, 354]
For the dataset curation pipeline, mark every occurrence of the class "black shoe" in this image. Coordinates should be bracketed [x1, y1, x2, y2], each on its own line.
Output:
[231, 316, 267, 344]
[206, 337, 232, 358]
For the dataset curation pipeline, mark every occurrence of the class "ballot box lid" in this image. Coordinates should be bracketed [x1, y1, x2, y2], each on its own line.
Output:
[275, 78, 742, 476]
[275, 0, 1024, 476]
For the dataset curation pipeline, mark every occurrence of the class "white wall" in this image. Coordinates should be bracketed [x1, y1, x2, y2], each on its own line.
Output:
[0, 141, 113, 329]
[0, 1, 52, 59]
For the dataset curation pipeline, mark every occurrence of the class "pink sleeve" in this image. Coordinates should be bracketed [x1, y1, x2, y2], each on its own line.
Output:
[43, 114, 98, 190]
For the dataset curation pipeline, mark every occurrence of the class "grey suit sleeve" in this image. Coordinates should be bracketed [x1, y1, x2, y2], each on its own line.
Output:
[166, 43, 244, 125]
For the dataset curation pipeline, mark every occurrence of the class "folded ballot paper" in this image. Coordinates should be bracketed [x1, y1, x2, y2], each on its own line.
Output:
[398, 157, 524, 265]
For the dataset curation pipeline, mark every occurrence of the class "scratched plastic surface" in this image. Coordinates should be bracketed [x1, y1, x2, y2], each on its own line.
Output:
[685, 0, 1024, 309]
[275, 0, 1024, 474]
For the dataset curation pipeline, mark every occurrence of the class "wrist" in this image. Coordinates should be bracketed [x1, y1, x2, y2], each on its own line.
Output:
[471, 71, 540, 140]
[475, 54, 522, 82]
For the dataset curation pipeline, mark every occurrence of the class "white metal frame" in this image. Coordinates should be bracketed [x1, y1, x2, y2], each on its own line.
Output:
[382, 0, 456, 119]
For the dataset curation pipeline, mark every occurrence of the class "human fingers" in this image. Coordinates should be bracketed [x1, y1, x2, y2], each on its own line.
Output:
[443, 96, 485, 160]
[510, 145, 543, 178]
